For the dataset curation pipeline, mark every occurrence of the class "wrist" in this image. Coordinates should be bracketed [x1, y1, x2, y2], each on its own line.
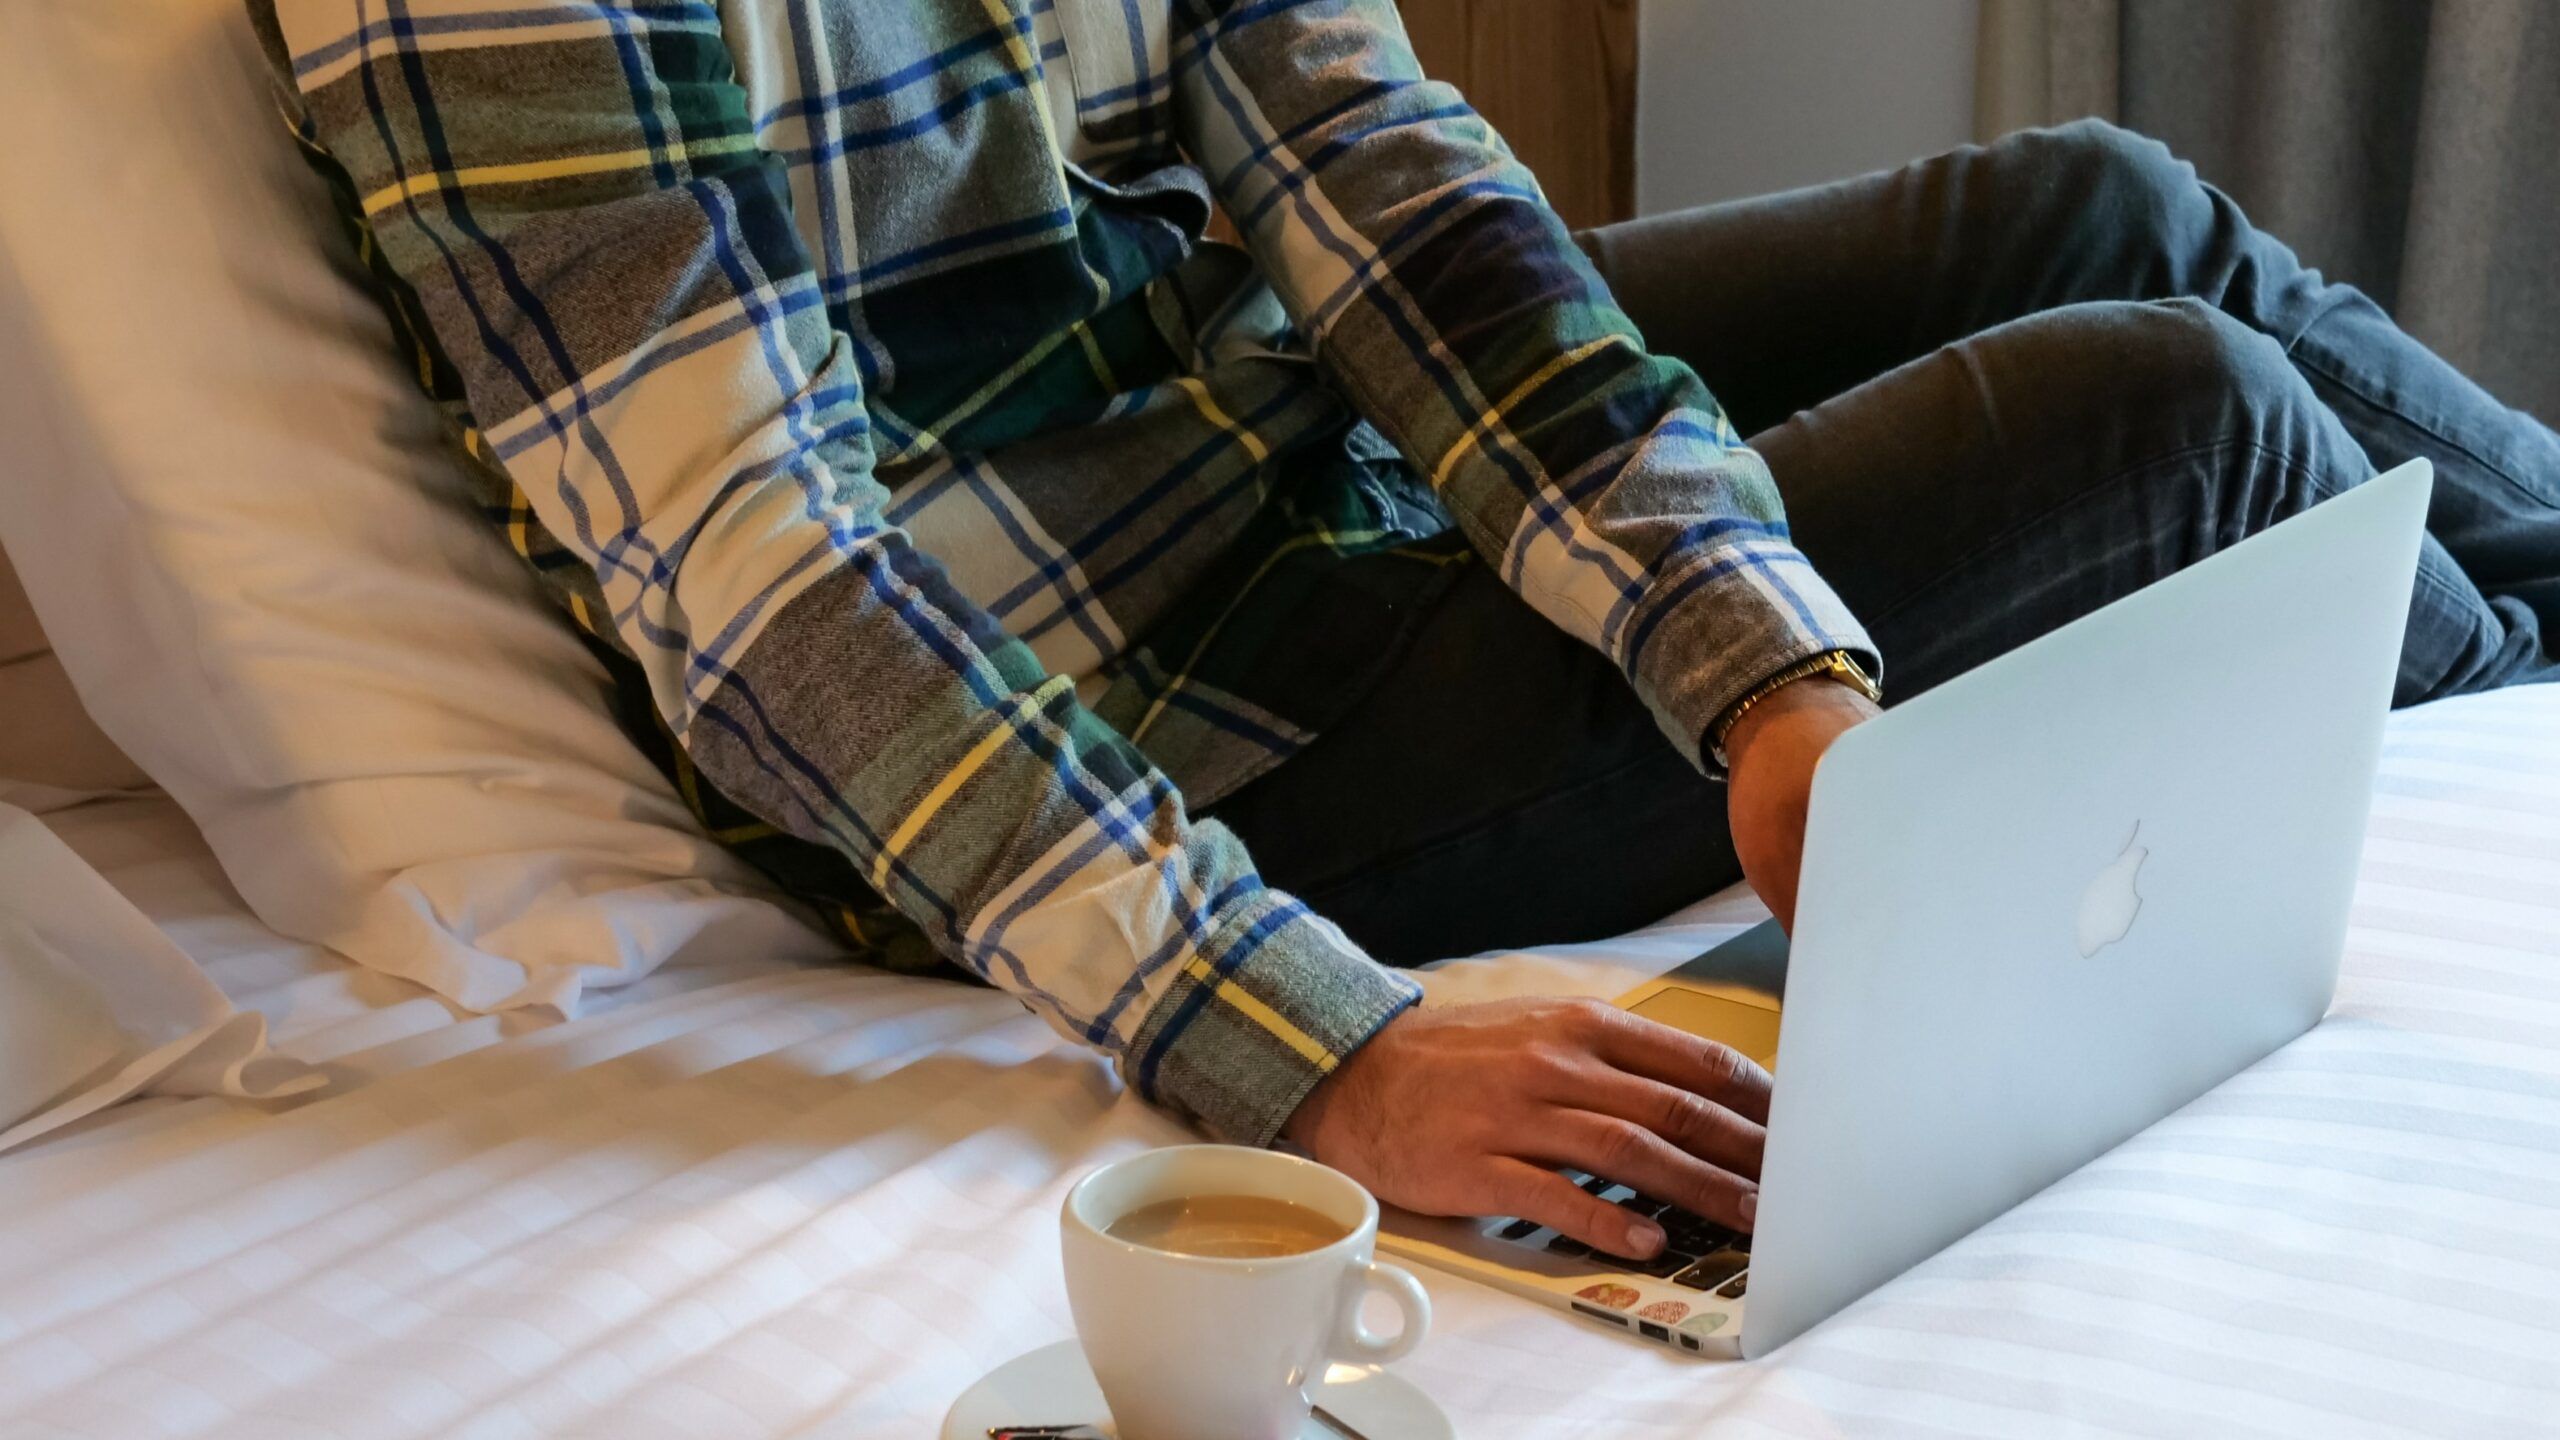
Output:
[1282, 1024, 1366, 1150]
[1719, 672, 1880, 780]
[1282, 1003, 1406, 1148]
[1709, 650, 1880, 772]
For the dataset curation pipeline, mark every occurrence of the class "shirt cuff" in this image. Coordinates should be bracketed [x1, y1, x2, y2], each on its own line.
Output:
[1125, 888, 1422, 1146]
[1625, 539, 1879, 779]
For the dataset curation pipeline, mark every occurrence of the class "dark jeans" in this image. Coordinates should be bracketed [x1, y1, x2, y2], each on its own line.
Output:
[1205, 121, 2560, 965]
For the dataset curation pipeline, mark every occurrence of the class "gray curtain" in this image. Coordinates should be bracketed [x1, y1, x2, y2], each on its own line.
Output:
[1978, 0, 2560, 423]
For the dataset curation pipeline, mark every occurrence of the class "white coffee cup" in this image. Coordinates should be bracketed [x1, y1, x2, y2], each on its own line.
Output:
[1060, 1145, 1432, 1440]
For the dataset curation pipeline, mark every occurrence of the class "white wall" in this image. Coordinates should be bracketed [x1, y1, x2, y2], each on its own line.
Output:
[1638, 0, 1981, 215]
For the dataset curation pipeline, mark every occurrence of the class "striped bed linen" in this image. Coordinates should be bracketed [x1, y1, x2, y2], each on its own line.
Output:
[1, 683, 2554, 1438]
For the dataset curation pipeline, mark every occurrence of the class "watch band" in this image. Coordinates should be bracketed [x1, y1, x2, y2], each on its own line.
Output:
[1707, 649, 1880, 771]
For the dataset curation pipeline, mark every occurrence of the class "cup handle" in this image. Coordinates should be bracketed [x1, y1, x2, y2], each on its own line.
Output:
[1331, 1258, 1432, 1365]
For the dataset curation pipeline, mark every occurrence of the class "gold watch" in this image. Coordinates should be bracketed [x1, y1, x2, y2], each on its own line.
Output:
[1708, 650, 1880, 770]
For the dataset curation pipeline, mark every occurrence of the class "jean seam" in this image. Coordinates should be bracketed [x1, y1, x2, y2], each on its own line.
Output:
[2287, 346, 2559, 512]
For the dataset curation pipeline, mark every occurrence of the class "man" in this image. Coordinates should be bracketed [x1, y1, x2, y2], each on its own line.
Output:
[250, 0, 2558, 1262]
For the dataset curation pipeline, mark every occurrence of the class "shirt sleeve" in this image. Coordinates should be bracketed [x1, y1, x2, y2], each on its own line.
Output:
[252, 0, 1416, 1144]
[1168, 0, 1879, 768]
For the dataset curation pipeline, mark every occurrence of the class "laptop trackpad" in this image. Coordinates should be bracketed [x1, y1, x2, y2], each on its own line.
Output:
[1625, 989, 1782, 1069]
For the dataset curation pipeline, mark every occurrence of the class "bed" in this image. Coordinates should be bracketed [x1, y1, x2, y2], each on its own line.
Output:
[4, 683, 2557, 1439]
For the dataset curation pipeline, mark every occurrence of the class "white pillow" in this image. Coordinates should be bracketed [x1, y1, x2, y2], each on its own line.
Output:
[0, 2, 842, 1012]
[0, 542, 155, 813]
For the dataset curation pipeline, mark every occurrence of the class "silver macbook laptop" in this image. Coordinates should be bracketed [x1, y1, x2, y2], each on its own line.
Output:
[1380, 459, 2435, 1359]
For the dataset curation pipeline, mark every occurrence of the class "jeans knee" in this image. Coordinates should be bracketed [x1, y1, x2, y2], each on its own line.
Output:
[1992, 299, 2333, 518]
[2051, 118, 2191, 196]
[2075, 298, 2366, 533]
[2113, 298, 2311, 434]
[1999, 118, 2202, 256]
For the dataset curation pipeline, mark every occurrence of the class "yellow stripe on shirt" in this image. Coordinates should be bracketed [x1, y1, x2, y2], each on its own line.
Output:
[1182, 954, 1337, 1069]
[1429, 335, 1629, 491]
[871, 673, 1074, 890]
[1174, 376, 1272, 464]
[359, 135, 763, 216]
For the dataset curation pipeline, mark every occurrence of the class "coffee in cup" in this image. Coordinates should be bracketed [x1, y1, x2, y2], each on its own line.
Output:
[1102, 1193, 1352, 1259]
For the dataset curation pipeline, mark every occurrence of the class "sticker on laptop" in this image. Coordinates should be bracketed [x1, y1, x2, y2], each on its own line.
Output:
[1574, 1282, 1641, 1311]
[1677, 1311, 1730, 1337]
[1635, 1299, 1690, 1324]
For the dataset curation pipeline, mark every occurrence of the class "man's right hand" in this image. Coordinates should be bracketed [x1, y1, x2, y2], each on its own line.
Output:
[1283, 997, 1768, 1258]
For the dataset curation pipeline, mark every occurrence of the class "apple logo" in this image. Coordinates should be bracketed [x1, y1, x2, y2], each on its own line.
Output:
[2076, 822, 2148, 958]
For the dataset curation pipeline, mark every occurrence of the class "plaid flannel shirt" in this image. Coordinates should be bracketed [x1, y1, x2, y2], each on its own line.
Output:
[250, 0, 1875, 1144]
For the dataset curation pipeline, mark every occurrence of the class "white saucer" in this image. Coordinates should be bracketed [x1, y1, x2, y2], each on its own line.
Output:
[942, 1338, 1453, 1440]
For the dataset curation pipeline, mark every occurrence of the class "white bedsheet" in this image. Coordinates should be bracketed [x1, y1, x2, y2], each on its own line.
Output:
[3, 686, 2557, 1438]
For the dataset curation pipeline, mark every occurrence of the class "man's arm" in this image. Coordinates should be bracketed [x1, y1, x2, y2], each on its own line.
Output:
[1167, 0, 1877, 769]
[253, 0, 1417, 1145]
[1170, 0, 1881, 1246]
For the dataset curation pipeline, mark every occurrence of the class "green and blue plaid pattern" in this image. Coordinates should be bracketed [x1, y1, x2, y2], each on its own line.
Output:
[250, 0, 1873, 1144]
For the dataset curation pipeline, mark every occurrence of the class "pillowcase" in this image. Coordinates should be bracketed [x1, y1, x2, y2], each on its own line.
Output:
[0, 543, 155, 813]
[0, 1, 843, 1012]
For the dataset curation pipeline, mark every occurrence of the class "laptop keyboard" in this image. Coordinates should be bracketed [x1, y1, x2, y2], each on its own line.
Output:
[1503, 1171, 1751, 1300]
